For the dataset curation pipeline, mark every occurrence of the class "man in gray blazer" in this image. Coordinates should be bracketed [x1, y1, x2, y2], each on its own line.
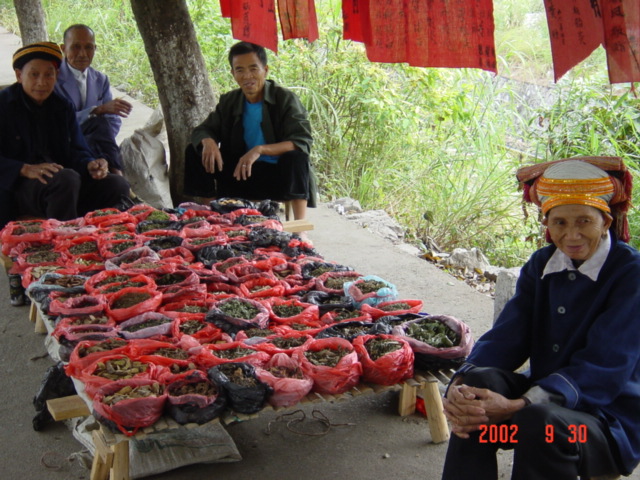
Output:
[55, 24, 132, 175]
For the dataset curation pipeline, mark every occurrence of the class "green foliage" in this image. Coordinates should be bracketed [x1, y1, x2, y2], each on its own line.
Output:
[1, 0, 638, 265]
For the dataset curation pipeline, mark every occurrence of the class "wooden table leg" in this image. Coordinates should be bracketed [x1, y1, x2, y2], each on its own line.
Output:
[90, 430, 113, 480]
[398, 380, 418, 416]
[420, 381, 450, 443]
[110, 440, 130, 480]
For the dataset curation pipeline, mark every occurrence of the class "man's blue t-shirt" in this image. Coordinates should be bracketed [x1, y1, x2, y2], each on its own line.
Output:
[243, 100, 278, 164]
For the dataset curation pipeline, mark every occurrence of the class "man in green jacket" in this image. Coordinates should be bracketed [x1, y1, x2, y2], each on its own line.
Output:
[186, 42, 313, 220]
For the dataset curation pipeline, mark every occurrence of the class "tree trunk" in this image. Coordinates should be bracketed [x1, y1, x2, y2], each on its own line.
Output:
[130, 0, 216, 205]
[13, 0, 48, 45]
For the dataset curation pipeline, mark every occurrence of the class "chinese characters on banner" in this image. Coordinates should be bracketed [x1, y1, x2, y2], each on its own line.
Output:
[230, 1, 278, 53]
[344, 0, 496, 72]
[545, 0, 639, 83]
[602, 0, 640, 83]
[278, 0, 319, 42]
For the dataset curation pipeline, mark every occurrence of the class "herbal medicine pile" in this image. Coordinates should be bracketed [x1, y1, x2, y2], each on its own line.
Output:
[1, 202, 473, 435]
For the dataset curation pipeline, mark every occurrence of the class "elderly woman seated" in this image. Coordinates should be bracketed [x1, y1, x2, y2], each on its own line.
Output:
[441, 158, 639, 480]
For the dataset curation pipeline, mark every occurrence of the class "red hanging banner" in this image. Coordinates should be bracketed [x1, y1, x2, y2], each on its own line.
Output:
[602, 0, 640, 83]
[407, 0, 496, 72]
[220, 0, 232, 18]
[360, 0, 408, 63]
[343, 0, 366, 42]
[230, 0, 278, 53]
[277, 0, 319, 42]
[544, 0, 604, 82]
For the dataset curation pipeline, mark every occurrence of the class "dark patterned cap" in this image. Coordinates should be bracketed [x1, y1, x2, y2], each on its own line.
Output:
[12, 42, 63, 69]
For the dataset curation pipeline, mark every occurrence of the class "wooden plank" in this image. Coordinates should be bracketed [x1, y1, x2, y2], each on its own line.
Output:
[47, 395, 91, 420]
[0, 252, 12, 270]
[111, 440, 130, 480]
[282, 219, 314, 233]
[420, 382, 450, 443]
[398, 382, 417, 416]
[90, 430, 113, 480]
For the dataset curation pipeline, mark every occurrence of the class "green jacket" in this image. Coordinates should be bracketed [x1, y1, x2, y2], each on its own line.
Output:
[191, 80, 312, 156]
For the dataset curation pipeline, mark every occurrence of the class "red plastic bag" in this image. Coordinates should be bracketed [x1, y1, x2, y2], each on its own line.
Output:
[159, 298, 212, 321]
[48, 292, 108, 317]
[293, 337, 362, 395]
[77, 353, 159, 399]
[256, 353, 314, 407]
[352, 334, 414, 385]
[314, 271, 362, 294]
[93, 378, 167, 436]
[84, 208, 135, 227]
[65, 337, 131, 378]
[118, 312, 174, 340]
[238, 277, 286, 299]
[194, 340, 271, 369]
[254, 332, 314, 356]
[106, 286, 163, 323]
[267, 297, 319, 324]
[360, 299, 423, 320]
[171, 317, 229, 344]
[85, 271, 156, 296]
[1, 219, 51, 254]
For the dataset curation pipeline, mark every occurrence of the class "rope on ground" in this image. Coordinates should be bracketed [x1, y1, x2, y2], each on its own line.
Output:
[40, 451, 67, 471]
[264, 408, 355, 437]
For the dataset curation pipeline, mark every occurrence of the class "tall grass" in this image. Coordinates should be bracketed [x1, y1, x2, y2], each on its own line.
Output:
[1, 0, 637, 265]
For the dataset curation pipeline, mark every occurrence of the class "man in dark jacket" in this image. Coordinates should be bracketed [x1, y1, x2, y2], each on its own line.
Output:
[185, 41, 313, 220]
[0, 42, 130, 228]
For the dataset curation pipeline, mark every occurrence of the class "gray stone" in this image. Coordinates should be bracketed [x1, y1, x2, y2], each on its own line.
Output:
[443, 247, 490, 272]
[493, 267, 521, 323]
[345, 209, 405, 243]
[328, 197, 363, 215]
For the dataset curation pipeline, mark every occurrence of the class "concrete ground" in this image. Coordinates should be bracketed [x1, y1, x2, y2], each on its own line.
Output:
[1, 26, 636, 480]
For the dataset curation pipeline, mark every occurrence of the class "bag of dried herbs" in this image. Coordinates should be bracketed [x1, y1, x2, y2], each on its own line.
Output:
[75, 353, 159, 400]
[302, 290, 355, 316]
[206, 297, 270, 335]
[135, 218, 182, 235]
[256, 353, 313, 407]
[171, 317, 230, 345]
[253, 332, 314, 356]
[48, 218, 98, 238]
[119, 311, 174, 340]
[84, 208, 135, 227]
[166, 370, 227, 424]
[314, 271, 363, 295]
[58, 235, 99, 257]
[194, 340, 271, 369]
[84, 270, 156, 296]
[300, 260, 352, 281]
[53, 324, 120, 362]
[0, 219, 52, 252]
[315, 320, 377, 341]
[208, 362, 272, 414]
[151, 268, 199, 291]
[68, 253, 105, 274]
[206, 282, 242, 300]
[48, 292, 108, 317]
[156, 245, 196, 263]
[352, 334, 414, 385]
[369, 312, 426, 335]
[159, 298, 212, 322]
[343, 275, 398, 308]
[106, 286, 163, 323]
[131, 340, 197, 380]
[360, 299, 424, 320]
[392, 314, 473, 370]
[238, 277, 286, 299]
[99, 238, 143, 259]
[196, 243, 252, 266]
[26, 272, 88, 305]
[143, 235, 184, 252]
[183, 234, 227, 252]
[93, 378, 167, 436]
[293, 337, 363, 395]
[209, 197, 256, 214]
[160, 283, 208, 305]
[267, 298, 320, 324]
[65, 338, 131, 377]
[100, 246, 159, 270]
[320, 308, 372, 325]
[20, 264, 79, 290]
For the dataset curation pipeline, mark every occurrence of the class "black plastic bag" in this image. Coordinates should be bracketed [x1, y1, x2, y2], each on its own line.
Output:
[32, 362, 77, 431]
[136, 219, 182, 234]
[196, 244, 253, 267]
[144, 235, 183, 252]
[301, 261, 353, 281]
[210, 198, 255, 214]
[315, 321, 376, 341]
[166, 372, 227, 424]
[371, 313, 426, 335]
[302, 291, 354, 316]
[208, 362, 272, 414]
[256, 199, 280, 217]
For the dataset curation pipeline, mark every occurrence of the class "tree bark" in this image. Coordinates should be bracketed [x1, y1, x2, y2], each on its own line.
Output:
[13, 0, 48, 45]
[130, 0, 216, 205]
